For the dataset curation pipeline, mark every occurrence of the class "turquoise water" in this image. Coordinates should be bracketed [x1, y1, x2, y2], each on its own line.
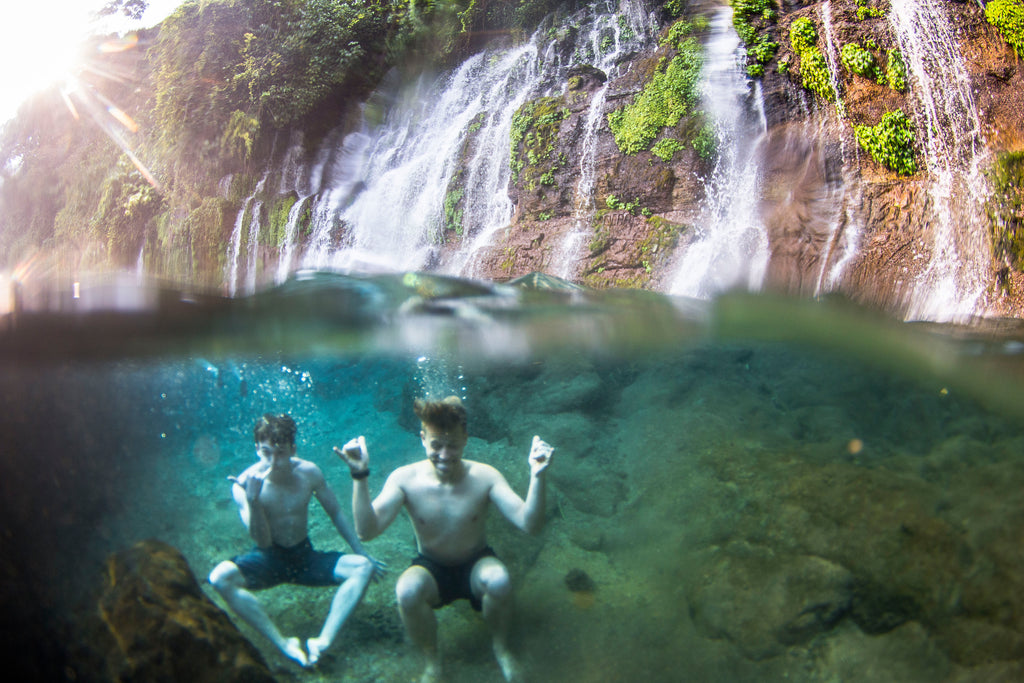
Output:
[3, 272, 1024, 681]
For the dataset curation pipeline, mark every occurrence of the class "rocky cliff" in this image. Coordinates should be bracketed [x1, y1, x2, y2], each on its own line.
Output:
[2, 0, 1024, 320]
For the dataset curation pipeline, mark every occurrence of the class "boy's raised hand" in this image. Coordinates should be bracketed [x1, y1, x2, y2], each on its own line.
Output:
[334, 436, 369, 476]
[529, 435, 554, 475]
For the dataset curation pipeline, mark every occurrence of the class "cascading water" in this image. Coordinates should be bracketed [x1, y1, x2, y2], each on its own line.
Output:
[552, 6, 656, 280]
[889, 0, 989, 321]
[226, 174, 266, 297]
[286, 0, 657, 279]
[668, 7, 769, 299]
[815, 0, 862, 295]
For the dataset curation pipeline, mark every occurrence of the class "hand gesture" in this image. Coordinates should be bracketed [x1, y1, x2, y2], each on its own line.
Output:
[365, 554, 388, 583]
[334, 436, 369, 477]
[529, 435, 554, 476]
[228, 471, 265, 504]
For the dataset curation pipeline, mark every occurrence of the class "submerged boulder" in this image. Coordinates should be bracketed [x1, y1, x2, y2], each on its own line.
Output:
[99, 539, 275, 683]
[687, 541, 853, 660]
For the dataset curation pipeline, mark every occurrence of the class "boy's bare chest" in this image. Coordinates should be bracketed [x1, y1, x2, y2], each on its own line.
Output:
[405, 483, 489, 530]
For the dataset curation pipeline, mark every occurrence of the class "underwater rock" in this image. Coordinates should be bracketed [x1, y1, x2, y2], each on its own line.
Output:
[98, 539, 275, 683]
[564, 568, 597, 593]
[687, 542, 853, 660]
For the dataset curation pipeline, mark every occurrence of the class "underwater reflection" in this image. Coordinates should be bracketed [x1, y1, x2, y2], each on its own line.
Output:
[2, 272, 1024, 681]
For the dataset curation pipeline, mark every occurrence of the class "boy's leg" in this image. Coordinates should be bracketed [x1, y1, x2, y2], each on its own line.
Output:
[208, 561, 308, 666]
[471, 557, 522, 683]
[306, 554, 374, 665]
[396, 566, 442, 683]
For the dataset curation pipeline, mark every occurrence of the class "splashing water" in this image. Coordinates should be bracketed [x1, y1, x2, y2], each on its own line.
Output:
[669, 7, 769, 299]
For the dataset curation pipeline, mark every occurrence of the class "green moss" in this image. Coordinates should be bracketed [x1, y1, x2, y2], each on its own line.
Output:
[510, 95, 569, 188]
[986, 151, 1024, 271]
[264, 194, 298, 246]
[854, 109, 917, 176]
[607, 26, 703, 156]
[986, 0, 1024, 57]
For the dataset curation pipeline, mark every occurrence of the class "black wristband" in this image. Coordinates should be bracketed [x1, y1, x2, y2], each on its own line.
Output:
[351, 468, 370, 480]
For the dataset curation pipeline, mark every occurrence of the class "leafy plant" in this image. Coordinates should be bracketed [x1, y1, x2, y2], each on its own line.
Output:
[854, 109, 917, 175]
[789, 17, 834, 102]
[986, 0, 1024, 57]
[731, 0, 779, 77]
[886, 49, 908, 92]
[855, 0, 885, 21]
[840, 43, 880, 80]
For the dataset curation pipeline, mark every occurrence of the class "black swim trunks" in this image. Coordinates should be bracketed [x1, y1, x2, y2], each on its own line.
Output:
[410, 546, 498, 612]
[232, 537, 342, 590]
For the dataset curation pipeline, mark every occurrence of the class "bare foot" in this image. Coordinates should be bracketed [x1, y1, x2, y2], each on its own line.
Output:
[494, 644, 524, 683]
[306, 636, 329, 666]
[282, 637, 309, 667]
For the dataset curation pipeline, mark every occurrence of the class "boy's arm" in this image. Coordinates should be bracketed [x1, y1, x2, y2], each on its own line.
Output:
[335, 437, 405, 541]
[311, 467, 369, 555]
[230, 471, 273, 547]
[490, 436, 553, 534]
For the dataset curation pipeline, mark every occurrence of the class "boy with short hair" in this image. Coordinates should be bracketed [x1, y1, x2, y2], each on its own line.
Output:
[210, 413, 383, 667]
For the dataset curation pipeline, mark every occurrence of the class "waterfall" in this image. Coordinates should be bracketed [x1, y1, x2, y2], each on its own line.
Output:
[814, 1, 862, 295]
[226, 173, 267, 297]
[291, 0, 656, 279]
[276, 196, 311, 282]
[554, 83, 608, 280]
[552, 3, 656, 280]
[668, 7, 768, 299]
[889, 0, 989, 321]
[244, 199, 263, 295]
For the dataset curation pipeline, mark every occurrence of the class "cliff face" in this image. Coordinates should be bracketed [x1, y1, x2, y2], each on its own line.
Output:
[3, 0, 1024, 320]
[461, 0, 1024, 317]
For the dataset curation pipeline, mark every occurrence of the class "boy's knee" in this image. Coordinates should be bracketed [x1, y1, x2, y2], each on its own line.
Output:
[209, 561, 242, 593]
[395, 572, 429, 610]
[482, 569, 511, 601]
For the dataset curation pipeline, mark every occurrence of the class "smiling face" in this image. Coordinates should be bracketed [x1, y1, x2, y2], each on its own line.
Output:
[421, 424, 469, 479]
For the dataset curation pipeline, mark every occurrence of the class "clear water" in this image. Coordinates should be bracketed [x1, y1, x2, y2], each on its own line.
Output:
[3, 271, 1024, 682]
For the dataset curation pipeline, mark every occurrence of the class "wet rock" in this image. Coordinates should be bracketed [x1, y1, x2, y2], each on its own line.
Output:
[687, 542, 853, 660]
[564, 568, 597, 592]
[99, 539, 275, 683]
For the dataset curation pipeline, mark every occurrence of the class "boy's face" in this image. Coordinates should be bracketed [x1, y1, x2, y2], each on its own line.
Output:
[256, 439, 295, 469]
[421, 424, 468, 476]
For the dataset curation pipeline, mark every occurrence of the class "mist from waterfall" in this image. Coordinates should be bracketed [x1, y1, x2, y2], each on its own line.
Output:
[668, 7, 768, 299]
[889, 0, 990, 321]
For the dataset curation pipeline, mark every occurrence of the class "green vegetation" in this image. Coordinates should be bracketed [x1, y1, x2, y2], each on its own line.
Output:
[840, 43, 881, 81]
[854, 110, 917, 176]
[444, 187, 465, 237]
[510, 96, 570, 189]
[855, 0, 885, 21]
[985, 0, 1024, 57]
[886, 49, 908, 92]
[92, 158, 165, 263]
[789, 17, 834, 102]
[607, 20, 704, 156]
[986, 151, 1024, 272]
[731, 0, 779, 77]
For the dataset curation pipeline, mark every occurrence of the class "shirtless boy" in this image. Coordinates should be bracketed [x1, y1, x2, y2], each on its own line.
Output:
[335, 396, 554, 682]
[209, 413, 384, 667]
